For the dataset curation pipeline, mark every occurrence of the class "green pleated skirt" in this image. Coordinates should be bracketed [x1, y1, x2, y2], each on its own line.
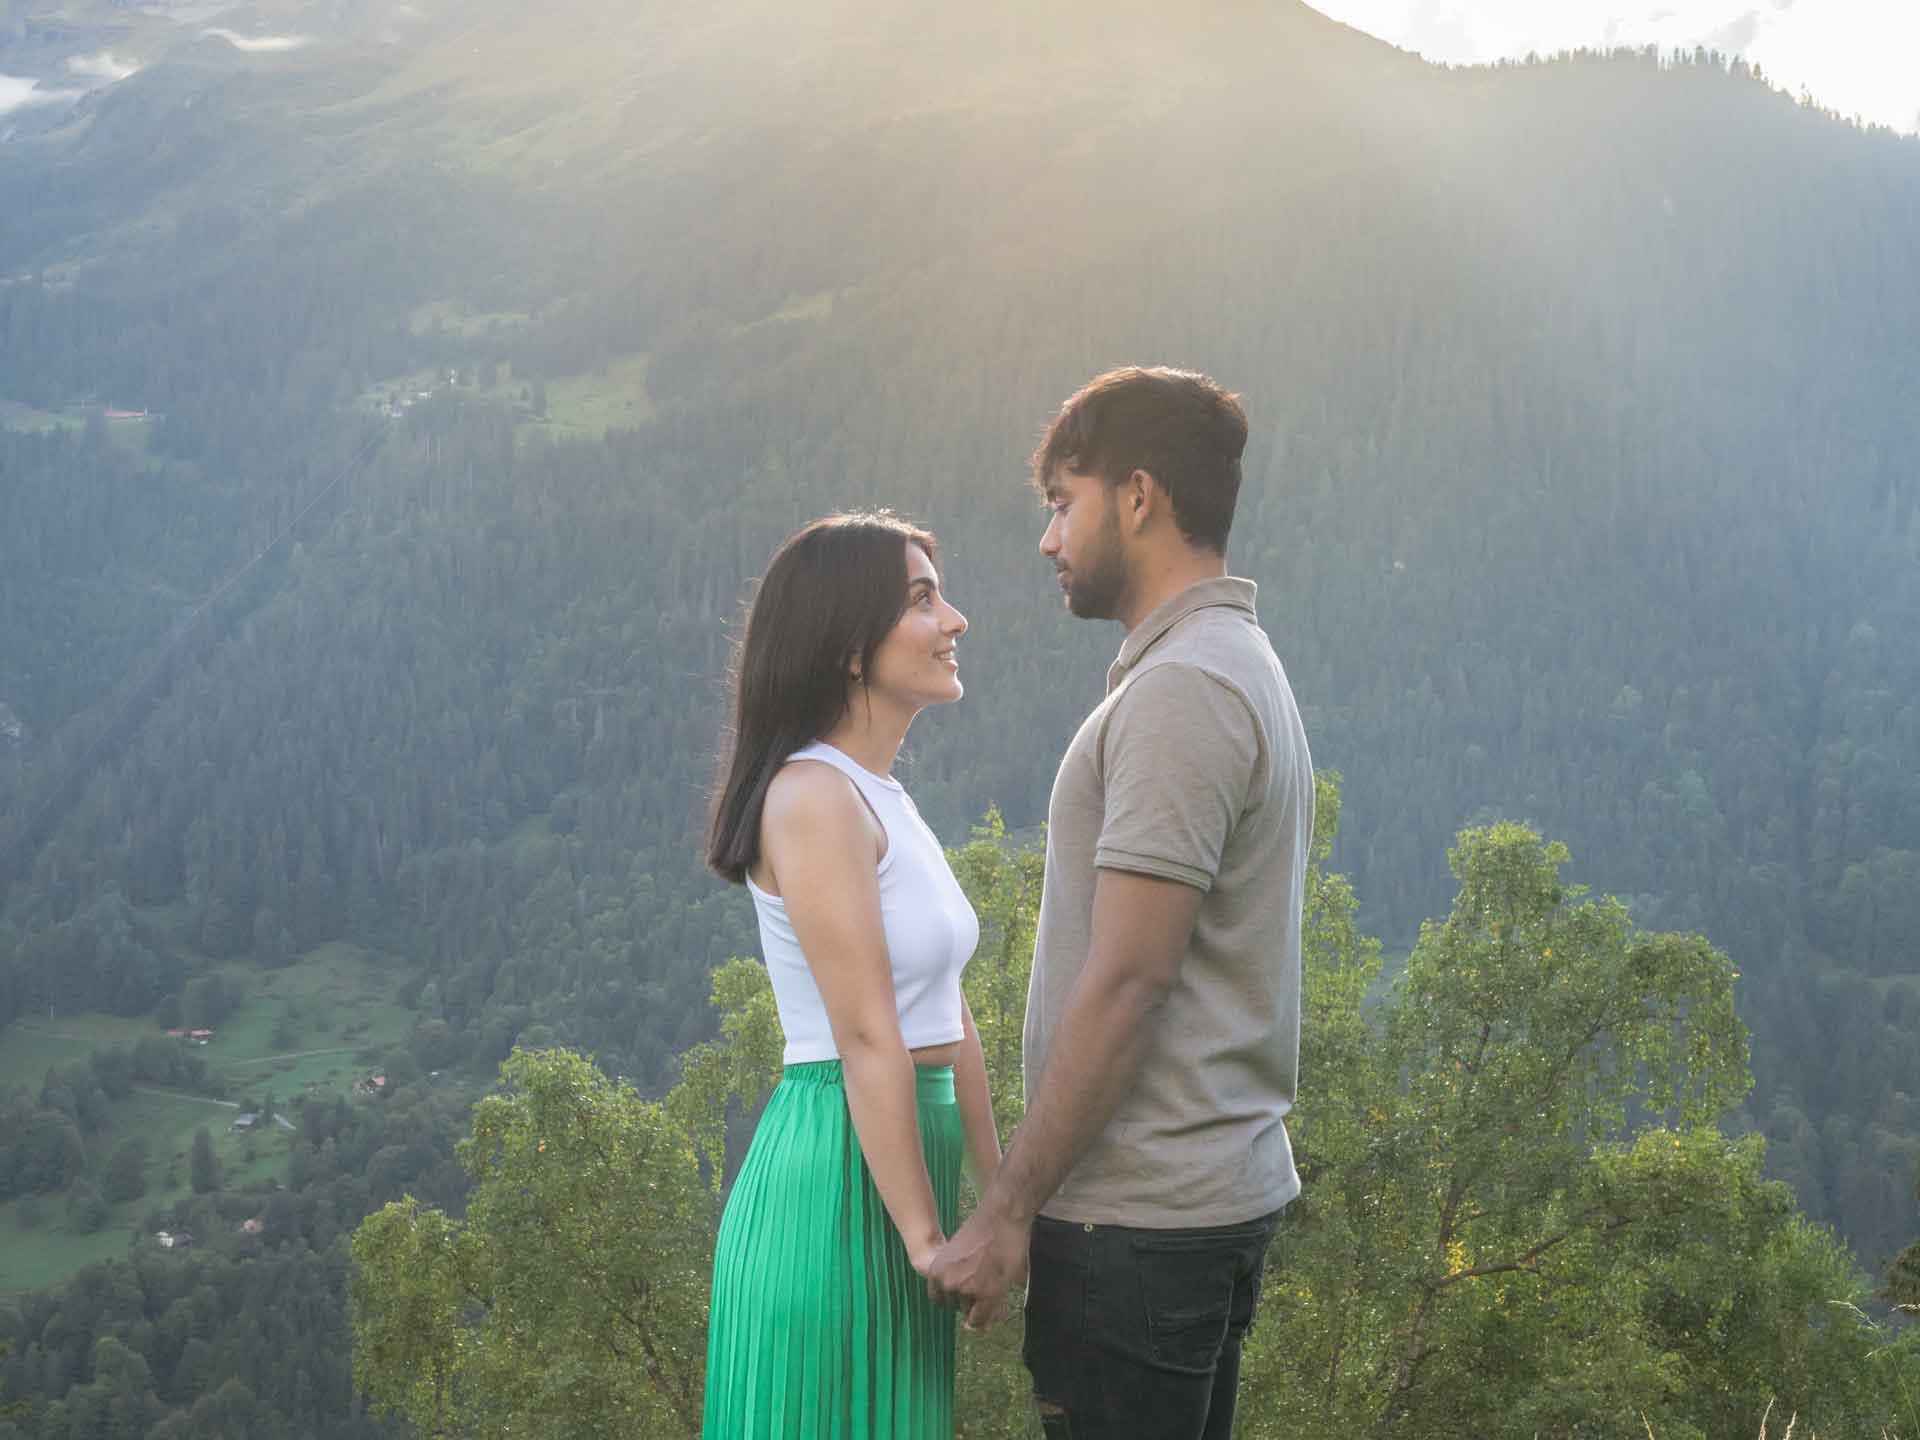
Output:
[702, 1061, 962, 1439]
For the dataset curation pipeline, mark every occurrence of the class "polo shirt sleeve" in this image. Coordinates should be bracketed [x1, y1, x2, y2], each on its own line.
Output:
[1094, 661, 1259, 893]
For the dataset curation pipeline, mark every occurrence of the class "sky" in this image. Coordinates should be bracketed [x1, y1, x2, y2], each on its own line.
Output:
[0, 73, 73, 117]
[1306, 0, 1920, 135]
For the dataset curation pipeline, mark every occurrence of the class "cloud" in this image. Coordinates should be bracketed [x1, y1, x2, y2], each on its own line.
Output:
[202, 28, 314, 53]
[0, 74, 85, 116]
[1703, 10, 1761, 53]
[66, 51, 140, 82]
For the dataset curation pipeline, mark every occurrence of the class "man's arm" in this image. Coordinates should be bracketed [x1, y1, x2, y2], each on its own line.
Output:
[927, 867, 1202, 1327]
[930, 662, 1254, 1327]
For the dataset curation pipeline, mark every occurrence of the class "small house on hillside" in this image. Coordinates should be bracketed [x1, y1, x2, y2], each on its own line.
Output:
[154, 1230, 194, 1250]
[230, 1113, 259, 1133]
[240, 1216, 265, 1235]
[188, 1029, 214, 1045]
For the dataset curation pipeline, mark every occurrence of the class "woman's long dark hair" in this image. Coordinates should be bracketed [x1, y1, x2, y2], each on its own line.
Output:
[707, 511, 938, 884]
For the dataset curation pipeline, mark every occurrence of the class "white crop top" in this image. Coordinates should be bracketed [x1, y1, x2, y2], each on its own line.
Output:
[746, 741, 980, 1065]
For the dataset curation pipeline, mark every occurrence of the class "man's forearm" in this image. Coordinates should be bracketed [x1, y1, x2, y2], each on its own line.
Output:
[981, 968, 1166, 1226]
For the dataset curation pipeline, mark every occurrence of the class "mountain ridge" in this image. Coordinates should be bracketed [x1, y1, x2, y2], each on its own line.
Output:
[2, 0, 1917, 1346]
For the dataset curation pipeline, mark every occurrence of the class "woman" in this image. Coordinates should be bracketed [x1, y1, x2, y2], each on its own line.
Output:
[703, 511, 1002, 1438]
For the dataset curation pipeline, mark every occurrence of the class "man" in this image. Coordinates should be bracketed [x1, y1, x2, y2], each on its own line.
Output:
[928, 367, 1314, 1439]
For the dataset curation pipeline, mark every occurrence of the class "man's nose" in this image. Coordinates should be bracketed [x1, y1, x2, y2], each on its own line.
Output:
[1039, 514, 1061, 555]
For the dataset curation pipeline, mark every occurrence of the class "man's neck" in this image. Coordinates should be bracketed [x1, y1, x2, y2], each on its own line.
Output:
[1117, 551, 1228, 633]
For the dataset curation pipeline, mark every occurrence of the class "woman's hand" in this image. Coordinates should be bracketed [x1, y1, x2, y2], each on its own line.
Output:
[906, 1227, 948, 1277]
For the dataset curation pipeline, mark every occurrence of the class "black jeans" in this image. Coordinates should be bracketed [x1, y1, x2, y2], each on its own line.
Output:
[1022, 1208, 1281, 1440]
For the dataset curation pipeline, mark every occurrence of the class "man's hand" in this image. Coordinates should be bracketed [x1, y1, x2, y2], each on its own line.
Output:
[926, 1206, 1028, 1332]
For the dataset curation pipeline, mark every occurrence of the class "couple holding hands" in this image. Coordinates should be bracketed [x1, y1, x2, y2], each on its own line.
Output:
[702, 367, 1314, 1439]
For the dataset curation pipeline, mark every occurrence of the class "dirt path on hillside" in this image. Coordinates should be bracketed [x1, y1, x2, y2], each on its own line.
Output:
[11, 1025, 358, 1070]
[131, 1085, 239, 1108]
[9, 1022, 95, 1042]
[221, 1046, 357, 1065]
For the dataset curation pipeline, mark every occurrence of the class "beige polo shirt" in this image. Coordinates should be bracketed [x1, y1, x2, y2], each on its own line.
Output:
[1024, 577, 1313, 1228]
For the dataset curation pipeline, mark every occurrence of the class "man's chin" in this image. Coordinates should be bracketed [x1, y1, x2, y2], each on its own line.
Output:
[1064, 589, 1111, 621]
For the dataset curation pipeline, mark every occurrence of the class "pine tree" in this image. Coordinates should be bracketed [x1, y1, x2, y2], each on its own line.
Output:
[189, 1127, 220, 1194]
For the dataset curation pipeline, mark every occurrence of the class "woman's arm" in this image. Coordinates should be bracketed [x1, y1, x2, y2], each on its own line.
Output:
[953, 996, 1001, 1193]
[760, 762, 945, 1271]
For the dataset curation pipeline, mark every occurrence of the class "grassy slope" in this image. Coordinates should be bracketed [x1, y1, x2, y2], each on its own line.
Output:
[0, 941, 420, 1294]
[357, 353, 656, 440]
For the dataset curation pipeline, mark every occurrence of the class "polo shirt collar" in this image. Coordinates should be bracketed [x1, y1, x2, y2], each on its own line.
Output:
[1107, 576, 1258, 692]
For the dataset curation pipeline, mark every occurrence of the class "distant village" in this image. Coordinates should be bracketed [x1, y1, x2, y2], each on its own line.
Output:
[373, 369, 460, 420]
[142, 1022, 391, 1252]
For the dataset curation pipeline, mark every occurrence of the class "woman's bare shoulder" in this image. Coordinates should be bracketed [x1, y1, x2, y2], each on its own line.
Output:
[761, 759, 869, 839]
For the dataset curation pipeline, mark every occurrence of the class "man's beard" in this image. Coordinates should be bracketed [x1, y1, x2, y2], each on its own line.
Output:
[1063, 502, 1128, 620]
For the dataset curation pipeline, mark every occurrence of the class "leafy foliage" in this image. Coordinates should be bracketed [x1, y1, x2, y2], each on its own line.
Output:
[6, 27, 1920, 1269]
[353, 1046, 722, 1438]
[350, 789, 1920, 1438]
[3, 4, 1920, 1432]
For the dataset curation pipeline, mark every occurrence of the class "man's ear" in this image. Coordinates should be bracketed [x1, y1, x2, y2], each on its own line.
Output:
[1123, 468, 1158, 533]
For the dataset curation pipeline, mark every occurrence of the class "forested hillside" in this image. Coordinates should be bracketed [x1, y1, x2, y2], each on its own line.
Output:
[2, 0, 1918, 1430]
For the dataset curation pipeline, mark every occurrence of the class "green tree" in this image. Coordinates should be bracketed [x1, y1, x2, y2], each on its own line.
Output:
[1238, 816, 1915, 1439]
[1885, 1168, 1920, 1311]
[348, 793, 1920, 1439]
[663, 958, 785, 1181]
[378, 1048, 422, 1093]
[352, 1047, 719, 1438]
[65, 1338, 160, 1440]
[64, 1178, 108, 1234]
[946, 809, 1048, 1430]
[189, 1127, 220, 1194]
[0, 1343, 27, 1425]
[102, 1138, 148, 1203]
[949, 807, 1044, 1144]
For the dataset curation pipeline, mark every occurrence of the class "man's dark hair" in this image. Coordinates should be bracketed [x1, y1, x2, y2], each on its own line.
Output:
[1030, 366, 1249, 552]
[706, 511, 937, 884]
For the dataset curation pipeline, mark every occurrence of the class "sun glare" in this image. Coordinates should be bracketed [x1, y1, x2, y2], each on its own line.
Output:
[1307, 0, 1920, 135]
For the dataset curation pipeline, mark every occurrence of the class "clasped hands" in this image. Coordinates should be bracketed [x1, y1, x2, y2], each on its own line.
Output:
[920, 1206, 1029, 1333]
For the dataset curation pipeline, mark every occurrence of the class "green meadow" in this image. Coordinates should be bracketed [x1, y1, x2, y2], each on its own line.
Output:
[0, 942, 421, 1293]
[533, 353, 655, 439]
[357, 349, 655, 442]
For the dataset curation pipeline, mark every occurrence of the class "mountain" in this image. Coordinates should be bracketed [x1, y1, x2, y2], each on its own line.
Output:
[1, 0, 1918, 1427]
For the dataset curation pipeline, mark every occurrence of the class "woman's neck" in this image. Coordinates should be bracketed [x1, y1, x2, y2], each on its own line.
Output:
[820, 696, 913, 778]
